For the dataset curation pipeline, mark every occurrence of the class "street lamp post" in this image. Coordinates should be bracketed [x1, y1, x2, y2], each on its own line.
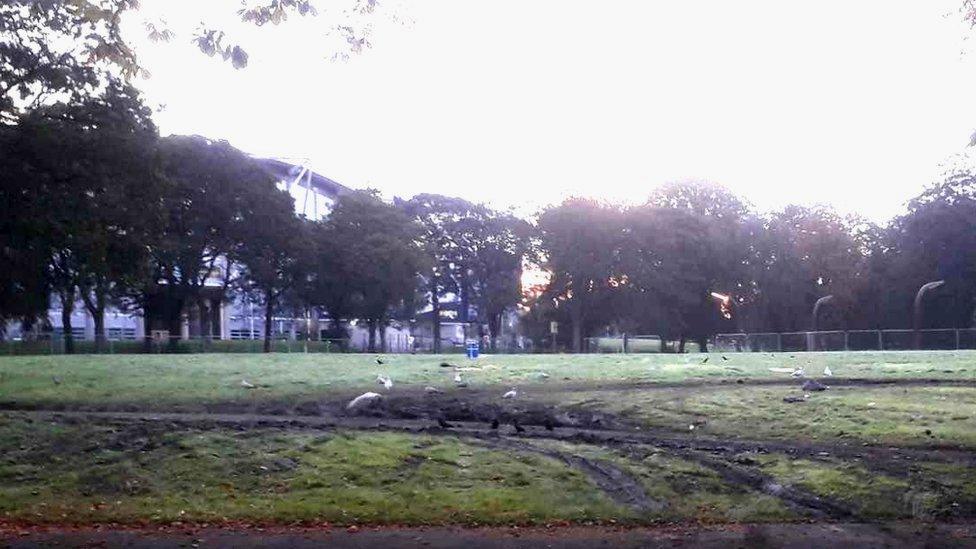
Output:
[913, 280, 945, 350]
[808, 295, 834, 351]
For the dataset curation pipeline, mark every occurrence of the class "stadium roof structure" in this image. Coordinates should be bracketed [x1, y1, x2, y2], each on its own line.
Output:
[254, 157, 352, 200]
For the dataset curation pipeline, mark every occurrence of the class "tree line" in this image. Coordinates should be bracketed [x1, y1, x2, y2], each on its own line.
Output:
[4, 81, 976, 355]
[5, 0, 976, 354]
[0, 81, 537, 353]
[534, 179, 976, 352]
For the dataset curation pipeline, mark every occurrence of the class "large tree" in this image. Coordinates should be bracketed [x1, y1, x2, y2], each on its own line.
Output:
[398, 194, 474, 353]
[0, 81, 157, 351]
[537, 198, 625, 352]
[745, 205, 865, 334]
[458, 208, 535, 351]
[132, 135, 282, 343]
[885, 172, 976, 330]
[645, 182, 752, 351]
[235, 185, 309, 353]
[323, 190, 427, 352]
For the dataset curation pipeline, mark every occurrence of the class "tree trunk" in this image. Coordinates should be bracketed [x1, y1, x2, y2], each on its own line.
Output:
[379, 322, 387, 353]
[198, 298, 213, 348]
[367, 320, 377, 353]
[697, 336, 709, 353]
[142, 298, 153, 352]
[430, 276, 441, 354]
[678, 336, 686, 353]
[60, 291, 75, 354]
[571, 304, 583, 353]
[82, 286, 107, 353]
[310, 308, 320, 341]
[92, 305, 105, 353]
[165, 296, 184, 351]
[263, 296, 274, 353]
[488, 311, 502, 352]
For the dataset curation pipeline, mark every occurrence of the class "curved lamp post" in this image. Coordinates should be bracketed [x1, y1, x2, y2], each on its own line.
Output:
[807, 295, 834, 351]
[913, 280, 945, 350]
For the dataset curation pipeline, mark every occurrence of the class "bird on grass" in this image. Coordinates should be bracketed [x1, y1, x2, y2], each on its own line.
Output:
[439, 362, 455, 368]
[823, 365, 833, 377]
[375, 357, 384, 365]
[376, 374, 393, 390]
[722, 355, 729, 361]
[790, 367, 805, 378]
[52, 376, 62, 385]
[502, 388, 518, 399]
[240, 379, 255, 389]
[347, 392, 382, 410]
[453, 371, 469, 388]
[700, 357, 709, 364]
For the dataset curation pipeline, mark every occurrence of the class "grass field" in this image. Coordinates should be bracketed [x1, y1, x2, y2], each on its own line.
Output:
[1, 351, 975, 526]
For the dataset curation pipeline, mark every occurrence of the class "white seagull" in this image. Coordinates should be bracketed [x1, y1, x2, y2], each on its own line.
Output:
[823, 366, 833, 377]
[347, 392, 382, 409]
[376, 374, 393, 390]
[240, 379, 255, 389]
[502, 388, 518, 399]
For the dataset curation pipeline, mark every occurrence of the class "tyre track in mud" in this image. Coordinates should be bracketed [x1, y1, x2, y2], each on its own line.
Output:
[6, 405, 973, 514]
[469, 437, 665, 513]
[617, 443, 857, 519]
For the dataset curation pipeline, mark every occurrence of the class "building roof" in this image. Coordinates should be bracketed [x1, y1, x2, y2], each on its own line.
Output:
[254, 157, 352, 199]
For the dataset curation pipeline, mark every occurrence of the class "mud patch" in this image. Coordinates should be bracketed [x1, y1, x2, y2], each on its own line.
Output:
[474, 438, 665, 513]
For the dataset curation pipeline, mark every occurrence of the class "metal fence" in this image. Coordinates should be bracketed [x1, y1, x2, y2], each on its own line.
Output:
[584, 335, 702, 354]
[0, 336, 390, 355]
[713, 328, 976, 352]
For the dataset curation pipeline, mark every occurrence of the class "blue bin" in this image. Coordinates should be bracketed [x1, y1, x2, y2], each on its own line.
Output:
[466, 341, 479, 359]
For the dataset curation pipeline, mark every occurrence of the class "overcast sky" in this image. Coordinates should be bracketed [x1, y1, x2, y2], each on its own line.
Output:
[124, 1, 976, 222]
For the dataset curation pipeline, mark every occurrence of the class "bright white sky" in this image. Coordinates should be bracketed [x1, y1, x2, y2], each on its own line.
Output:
[124, 1, 976, 222]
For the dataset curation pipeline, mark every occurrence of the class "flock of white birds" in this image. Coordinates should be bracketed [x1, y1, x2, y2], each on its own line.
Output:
[238, 355, 837, 413]
[340, 358, 537, 411]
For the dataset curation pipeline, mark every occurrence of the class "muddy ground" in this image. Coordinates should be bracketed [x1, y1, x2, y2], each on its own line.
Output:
[2, 376, 976, 545]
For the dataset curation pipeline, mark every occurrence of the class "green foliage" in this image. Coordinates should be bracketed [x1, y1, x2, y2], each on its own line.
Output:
[400, 194, 535, 350]
[537, 198, 625, 351]
[0, 80, 157, 345]
[312, 191, 428, 349]
[0, 0, 139, 122]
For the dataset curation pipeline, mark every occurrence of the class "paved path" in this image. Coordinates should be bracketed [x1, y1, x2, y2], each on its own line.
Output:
[3, 523, 976, 548]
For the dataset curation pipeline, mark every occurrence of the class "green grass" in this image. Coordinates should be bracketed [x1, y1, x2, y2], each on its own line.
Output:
[1, 351, 974, 409]
[2, 351, 976, 526]
[527, 440, 792, 522]
[751, 454, 922, 519]
[0, 417, 624, 525]
[548, 384, 976, 448]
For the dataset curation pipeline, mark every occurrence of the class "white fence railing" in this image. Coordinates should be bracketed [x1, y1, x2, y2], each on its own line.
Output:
[714, 328, 976, 352]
